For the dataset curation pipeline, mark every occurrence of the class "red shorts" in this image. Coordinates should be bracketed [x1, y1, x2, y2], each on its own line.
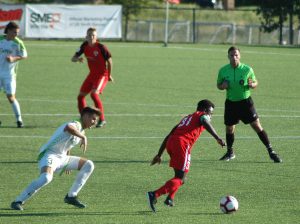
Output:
[80, 73, 108, 94]
[166, 137, 191, 173]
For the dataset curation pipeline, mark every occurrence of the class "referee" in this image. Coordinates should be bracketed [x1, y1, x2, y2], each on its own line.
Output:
[216, 46, 282, 163]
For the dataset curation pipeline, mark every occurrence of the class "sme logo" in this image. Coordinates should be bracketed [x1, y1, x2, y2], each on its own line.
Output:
[30, 12, 61, 28]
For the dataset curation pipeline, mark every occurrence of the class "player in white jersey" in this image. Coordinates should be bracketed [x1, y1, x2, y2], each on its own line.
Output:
[11, 107, 101, 210]
[0, 21, 27, 128]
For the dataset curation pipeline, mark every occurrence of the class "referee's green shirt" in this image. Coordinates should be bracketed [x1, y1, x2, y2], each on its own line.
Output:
[217, 63, 256, 101]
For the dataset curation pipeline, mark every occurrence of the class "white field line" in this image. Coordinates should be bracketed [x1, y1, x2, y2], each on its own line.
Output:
[0, 113, 300, 118]
[26, 42, 300, 57]
[0, 135, 299, 140]
[1, 98, 300, 113]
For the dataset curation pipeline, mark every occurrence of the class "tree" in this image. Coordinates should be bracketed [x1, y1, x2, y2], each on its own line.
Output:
[257, 0, 300, 45]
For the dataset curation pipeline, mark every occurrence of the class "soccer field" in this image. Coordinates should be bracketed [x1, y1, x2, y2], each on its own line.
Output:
[0, 41, 299, 224]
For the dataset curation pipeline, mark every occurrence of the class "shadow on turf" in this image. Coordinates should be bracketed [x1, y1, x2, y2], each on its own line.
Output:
[0, 210, 157, 217]
[0, 210, 222, 217]
[0, 160, 153, 165]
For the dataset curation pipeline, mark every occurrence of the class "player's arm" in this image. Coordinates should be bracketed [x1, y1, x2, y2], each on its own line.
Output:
[247, 68, 258, 89]
[107, 57, 113, 82]
[151, 125, 177, 166]
[6, 55, 27, 63]
[217, 71, 228, 90]
[217, 80, 229, 90]
[64, 124, 87, 153]
[200, 115, 225, 147]
[71, 43, 85, 63]
[71, 53, 84, 63]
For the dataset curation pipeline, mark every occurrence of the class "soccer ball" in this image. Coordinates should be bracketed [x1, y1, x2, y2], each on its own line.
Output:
[220, 195, 239, 214]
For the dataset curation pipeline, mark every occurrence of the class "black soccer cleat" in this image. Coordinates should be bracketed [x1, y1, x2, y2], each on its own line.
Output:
[11, 201, 24, 211]
[64, 194, 86, 208]
[17, 121, 24, 128]
[146, 191, 157, 213]
[164, 196, 174, 207]
[269, 151, 282, 163]
[219, 151, 236, 161]
[96, 120, 106, 128]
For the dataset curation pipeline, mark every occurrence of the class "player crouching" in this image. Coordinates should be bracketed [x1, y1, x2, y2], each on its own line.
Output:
[147, 100, 225, 212]
[11, 107, 101, 210]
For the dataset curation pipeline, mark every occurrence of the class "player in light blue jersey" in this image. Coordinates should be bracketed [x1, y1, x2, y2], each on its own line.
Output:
[0, 21, 27, 128]
[11, 107, 101, 210]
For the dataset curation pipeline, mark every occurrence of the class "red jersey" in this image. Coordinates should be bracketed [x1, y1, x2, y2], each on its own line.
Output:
[75, 41, 111, 76]
[168, 111, 206, 147]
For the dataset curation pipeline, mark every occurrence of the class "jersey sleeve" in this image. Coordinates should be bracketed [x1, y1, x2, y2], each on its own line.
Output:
[69, 120, 82, 131]
[99, 44, 111, 61]
[200, 114, 211, 124]
[74, 41, 87, 57]
[248, 67, 256, 82]
[217, 67, 225, 85]
[15, 37, 27, 57]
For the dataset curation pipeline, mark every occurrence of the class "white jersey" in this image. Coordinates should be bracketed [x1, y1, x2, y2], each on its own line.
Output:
[0, 35, 27, 78]
[38, 120, 85, 160]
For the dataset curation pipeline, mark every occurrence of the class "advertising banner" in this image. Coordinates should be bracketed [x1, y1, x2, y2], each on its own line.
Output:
[0, 4, 26, 36]
[25, 4, 122, 39]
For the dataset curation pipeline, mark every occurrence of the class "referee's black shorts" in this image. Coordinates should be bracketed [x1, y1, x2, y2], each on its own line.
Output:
[224, 97, 258, 126]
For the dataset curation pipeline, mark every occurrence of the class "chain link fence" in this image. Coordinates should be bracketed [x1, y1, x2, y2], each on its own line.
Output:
[123, 6, 300, 45]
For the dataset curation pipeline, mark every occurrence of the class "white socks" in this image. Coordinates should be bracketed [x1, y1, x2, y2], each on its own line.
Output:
[11, 99, 22, 122]
[15, 172, 53, 203]
[68, 160, 94, 197]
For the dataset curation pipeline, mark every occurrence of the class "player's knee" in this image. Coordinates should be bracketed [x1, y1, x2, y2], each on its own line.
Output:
[77, 95, 85, 101]
[90, 92, 98, 100]
[82, 160, 94, 173]
[39, 172, 53, 185]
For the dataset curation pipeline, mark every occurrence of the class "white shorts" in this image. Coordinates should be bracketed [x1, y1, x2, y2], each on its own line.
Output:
[0, 76, 16, 95]
[39, 154, 81, 174]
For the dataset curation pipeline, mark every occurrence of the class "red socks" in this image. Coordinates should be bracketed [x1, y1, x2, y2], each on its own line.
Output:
[77, 95, 86, 113]
[154, 177, 182, 200]
[90, 92, 105, 121]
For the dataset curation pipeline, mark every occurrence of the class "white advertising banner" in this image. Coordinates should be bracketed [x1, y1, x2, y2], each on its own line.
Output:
[0, 4, 26, 36]
[25, 4, 122, 39]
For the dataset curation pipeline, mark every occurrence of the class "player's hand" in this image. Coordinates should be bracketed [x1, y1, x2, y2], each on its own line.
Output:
[217, 138, 226, 147]
[248, 78, 255, 88]
[78, 57, 84, 63]
[80, 136, 87, 153]
[150, 155, 161, 166]
[6, 55, 14, 63]
[221, 80, 229, 89]
[109, 76, 114, 82]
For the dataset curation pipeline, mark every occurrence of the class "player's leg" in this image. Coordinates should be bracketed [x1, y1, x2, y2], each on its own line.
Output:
[242, 97, 282, 163]
[92, 76, 108, 128]
[164, 169, 186, 207]
[220, 100, 238, 161]
[78, 75, 92, 113]
[147, 143, 188, 212]
[61, 156, 94, 208]
[11, 166, 54, 210]
[5, 78, 23, 127]
[250, 119, 282, 163]
[90, 90, 106, 127]
[77, 91, 88, 113]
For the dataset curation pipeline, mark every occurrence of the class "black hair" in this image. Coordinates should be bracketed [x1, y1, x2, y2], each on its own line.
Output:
[81, 107, 101, 117]
[4, 21, 19, 34]
[228, 46, 240, 54]
[197, 99, 215, 111]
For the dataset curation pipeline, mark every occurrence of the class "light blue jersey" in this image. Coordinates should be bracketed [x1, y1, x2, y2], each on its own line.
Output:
[0, 35, 27, 78]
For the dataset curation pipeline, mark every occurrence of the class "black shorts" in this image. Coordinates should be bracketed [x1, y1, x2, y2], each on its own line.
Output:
[224, 97, 258, 126]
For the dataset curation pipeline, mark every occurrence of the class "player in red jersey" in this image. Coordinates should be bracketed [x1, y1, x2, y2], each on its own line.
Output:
[72, 27, 113, 128]
[147, 99, 225, 212]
